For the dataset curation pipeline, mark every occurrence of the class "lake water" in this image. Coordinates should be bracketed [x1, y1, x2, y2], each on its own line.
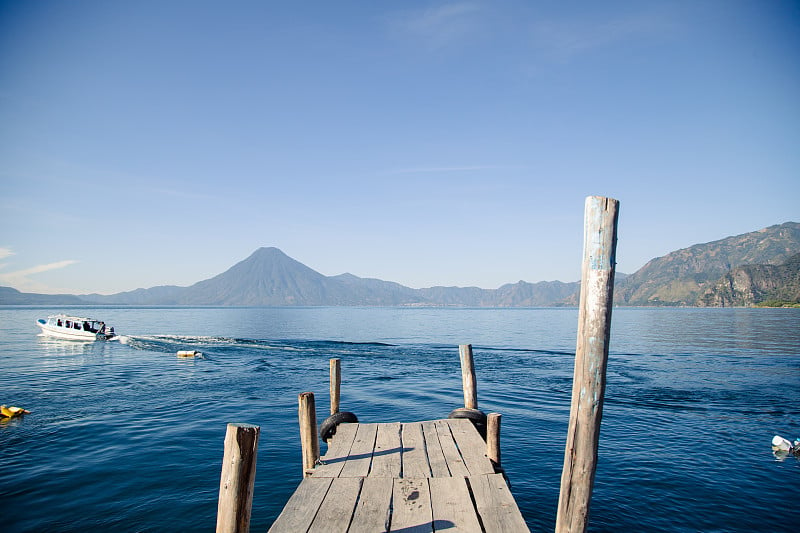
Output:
[1, 306, 798, 531]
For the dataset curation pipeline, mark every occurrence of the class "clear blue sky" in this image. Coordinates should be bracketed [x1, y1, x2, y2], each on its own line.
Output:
[1, 1, 798, 295]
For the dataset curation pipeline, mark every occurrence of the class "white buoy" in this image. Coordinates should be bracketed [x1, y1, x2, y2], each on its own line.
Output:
[177, 350, 201, 358]
[772, 435, 792, 452]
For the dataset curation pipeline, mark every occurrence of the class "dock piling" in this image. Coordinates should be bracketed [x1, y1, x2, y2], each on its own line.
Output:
[487, 412, 502, 467]
[459, 344, 478, 409]
[298, 392, 320, 477]
[329, 358, 341, 415]
[216, 423, 260, 533]
[556, 196, 619, 533]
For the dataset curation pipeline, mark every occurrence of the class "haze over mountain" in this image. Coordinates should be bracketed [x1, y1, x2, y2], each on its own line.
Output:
[2, 222, 798, 307]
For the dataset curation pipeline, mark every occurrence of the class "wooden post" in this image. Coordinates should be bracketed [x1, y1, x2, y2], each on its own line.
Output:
[298, 392, 319, 477]
[459, 344, 478, 409]
[216, 423, 260, 533]
[330, 358, 341, 415]
[556, 196, 619, 533]
[486, 412, 502, 467]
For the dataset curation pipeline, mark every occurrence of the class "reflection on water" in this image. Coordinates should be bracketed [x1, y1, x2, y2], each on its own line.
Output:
[35, 335, 114, 361]
[37, 335, 95, 350]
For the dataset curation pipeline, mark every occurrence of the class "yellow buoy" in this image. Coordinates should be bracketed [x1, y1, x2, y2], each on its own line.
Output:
[1, 405, 30, 418]
[177, 350, 201, 358]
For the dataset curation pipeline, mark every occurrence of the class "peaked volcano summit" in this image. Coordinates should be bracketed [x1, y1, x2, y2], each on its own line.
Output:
[81, 247, 427, 306]
[181, 247, 331, 305]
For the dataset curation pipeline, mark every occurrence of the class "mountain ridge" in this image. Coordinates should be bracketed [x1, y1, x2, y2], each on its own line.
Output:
[3, 222, 798, 307]
[698, 252, 800, 307]
[615, 222, 800, 306]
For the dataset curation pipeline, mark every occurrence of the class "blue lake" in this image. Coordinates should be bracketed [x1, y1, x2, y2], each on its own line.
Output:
[1, 306, 798, 531]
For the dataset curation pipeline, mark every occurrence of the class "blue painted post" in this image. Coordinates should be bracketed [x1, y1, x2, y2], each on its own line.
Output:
[556, 196, 619, 533]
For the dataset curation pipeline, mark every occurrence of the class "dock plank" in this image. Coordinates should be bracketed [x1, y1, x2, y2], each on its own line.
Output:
[471, 473, 531, 532]
[315, 423, 358, 478]
[446, 418, 495, 475]
[401, 422, 431, 478]
[422, 421, 450, 477]
[340, 423, 378, 478]
[268, 477, 332, 532]
[324, 422, 359, 459]
[370, 422, 402, 478]
[391, 478, 433, 532]
[348, 477, 393, 533]
[429, 476, 482, 532]
[434, 419, 470, 478]
[269, 419, 529, 532]
[308, 477, 362, 533]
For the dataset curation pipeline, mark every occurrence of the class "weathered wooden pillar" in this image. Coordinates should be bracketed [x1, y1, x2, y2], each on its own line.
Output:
[330, 358, 341, 415]
[459, 344, 478, 409]
[216, 423, 260, 533]
[298, 392, 320, 477]
[556, 196, 619, 533]
[486, 412, 502, 467]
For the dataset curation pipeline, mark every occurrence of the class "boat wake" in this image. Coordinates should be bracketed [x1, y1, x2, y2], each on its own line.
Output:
[117, 334, 318, 357]
[115, 334, 399, 361]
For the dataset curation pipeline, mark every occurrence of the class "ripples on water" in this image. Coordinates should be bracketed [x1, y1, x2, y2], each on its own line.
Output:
[1, 307, 799, 532]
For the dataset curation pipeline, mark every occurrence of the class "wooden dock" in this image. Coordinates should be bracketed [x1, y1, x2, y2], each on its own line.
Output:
[216, 195, 620, 533]
[269, 418, 529, 532]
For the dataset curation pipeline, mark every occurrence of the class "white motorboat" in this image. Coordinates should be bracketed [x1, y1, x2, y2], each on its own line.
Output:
[36, 314, 116, 341]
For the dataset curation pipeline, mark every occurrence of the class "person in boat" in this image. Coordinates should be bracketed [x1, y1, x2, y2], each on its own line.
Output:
[57, 319, 63, 326]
